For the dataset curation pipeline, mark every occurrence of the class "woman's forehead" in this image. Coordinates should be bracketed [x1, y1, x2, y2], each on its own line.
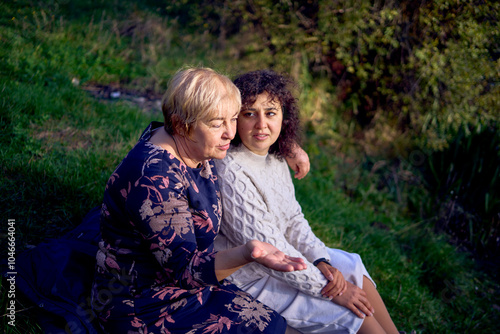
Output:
[206, 97, 240, 119]
[247, 92, 281, 107]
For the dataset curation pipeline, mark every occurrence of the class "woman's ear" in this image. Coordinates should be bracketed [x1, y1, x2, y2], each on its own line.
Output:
[170, 115, 188, 137]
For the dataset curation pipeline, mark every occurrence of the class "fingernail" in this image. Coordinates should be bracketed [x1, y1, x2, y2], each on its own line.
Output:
[338, 292, 343, 296]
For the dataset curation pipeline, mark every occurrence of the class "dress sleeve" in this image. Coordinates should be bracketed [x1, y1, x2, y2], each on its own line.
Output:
[218, 159, 328, 298]
[126, 165, 220, 289]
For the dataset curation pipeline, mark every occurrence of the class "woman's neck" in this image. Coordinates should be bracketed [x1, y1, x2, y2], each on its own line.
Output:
[171, 133, 202, 168]
[149, 128, 201, 168]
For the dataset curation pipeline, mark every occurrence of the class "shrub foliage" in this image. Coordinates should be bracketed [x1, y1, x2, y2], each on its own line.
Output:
[166, 0, 500, 273]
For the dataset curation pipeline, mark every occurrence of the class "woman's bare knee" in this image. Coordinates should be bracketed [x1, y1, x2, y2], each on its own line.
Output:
[357, 316, 386, 334]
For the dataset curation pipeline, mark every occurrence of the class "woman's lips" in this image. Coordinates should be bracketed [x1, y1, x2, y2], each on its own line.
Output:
[253, 133, 269, 140]
[218, 143, 231, 150]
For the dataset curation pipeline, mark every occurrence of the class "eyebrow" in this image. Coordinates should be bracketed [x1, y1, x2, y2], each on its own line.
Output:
[209, 110, 240, 121]
[245, 106, 278, 111]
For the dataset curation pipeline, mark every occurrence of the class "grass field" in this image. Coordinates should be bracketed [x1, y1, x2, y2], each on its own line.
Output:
[1, 1, 499, 333]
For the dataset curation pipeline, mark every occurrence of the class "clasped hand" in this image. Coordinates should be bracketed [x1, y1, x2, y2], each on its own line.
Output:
[317, 262, 374, 319]
[317, 262, 347, 298]
[246, 240, 307, 272]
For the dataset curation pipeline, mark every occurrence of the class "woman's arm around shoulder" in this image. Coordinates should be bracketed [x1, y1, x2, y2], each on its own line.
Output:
[285, 143, 310, 179]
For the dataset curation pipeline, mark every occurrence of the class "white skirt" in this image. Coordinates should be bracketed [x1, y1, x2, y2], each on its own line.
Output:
[238, 248, 376, 334]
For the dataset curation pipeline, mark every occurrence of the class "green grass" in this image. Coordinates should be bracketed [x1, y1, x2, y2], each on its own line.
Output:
[1, 1, 499, 333]
[1, 79, 153, 245]
[294, 153, 499, 333]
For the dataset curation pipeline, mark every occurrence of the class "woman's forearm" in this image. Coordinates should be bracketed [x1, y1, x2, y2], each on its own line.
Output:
[214, 240, 307, 282]
[214, 244, 252, 281]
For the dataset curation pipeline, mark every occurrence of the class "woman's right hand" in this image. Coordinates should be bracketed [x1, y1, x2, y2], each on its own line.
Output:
[331, 281, 375, 319]
[317, 262, 347, 298]
[246, 240, 307, 272]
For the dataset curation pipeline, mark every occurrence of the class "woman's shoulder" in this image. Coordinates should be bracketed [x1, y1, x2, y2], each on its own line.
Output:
[112, 137, 185, 188]
[139, 121, 164, 141]
[215, 145, 245, 173]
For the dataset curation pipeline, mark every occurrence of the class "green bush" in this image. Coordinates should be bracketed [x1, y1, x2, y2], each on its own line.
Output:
[201, 0, 500, 151]
[183, 0, 500, 274]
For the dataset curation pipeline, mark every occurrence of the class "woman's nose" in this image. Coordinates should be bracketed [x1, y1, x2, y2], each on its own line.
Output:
[255, 115, 266, 129]
[224, 123, 236, 139]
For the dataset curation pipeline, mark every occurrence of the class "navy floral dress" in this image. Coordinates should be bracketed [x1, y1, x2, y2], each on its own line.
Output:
[91, 122, 287, 334]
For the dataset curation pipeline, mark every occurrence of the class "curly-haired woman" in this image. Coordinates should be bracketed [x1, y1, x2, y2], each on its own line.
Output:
[215, 69, 399, 334]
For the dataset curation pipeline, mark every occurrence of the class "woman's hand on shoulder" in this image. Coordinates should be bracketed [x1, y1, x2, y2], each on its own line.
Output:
[331, 281, 375, 319]
[317, 262, 347, 298]
[246, 240, 307, 272]
[286, 144, 310, 179]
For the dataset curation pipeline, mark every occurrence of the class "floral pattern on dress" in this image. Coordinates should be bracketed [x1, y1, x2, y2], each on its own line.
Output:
[91, 122, 286, 333]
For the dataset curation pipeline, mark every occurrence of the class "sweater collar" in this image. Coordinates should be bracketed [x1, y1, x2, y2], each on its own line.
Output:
[231, 144, 269, 167]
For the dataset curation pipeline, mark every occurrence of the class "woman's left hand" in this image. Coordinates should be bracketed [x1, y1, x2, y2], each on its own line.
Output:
[317, 262, 347, 298]
[246, 240, 307, 272]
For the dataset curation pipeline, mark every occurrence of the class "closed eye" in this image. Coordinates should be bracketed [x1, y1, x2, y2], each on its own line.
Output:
[211, 122, 223, 128]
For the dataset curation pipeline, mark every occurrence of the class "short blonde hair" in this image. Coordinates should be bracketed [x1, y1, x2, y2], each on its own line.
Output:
[162, 67, 241, 136]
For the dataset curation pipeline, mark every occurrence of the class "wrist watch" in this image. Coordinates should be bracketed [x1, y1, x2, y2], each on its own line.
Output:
[313, 258, 331, 266]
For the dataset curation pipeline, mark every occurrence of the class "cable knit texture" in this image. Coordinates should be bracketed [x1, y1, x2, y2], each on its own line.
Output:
[215, 145, 331, 298]
[214, 145, 376, 333]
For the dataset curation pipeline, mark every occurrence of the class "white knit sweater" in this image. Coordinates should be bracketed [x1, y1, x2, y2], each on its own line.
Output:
[214, 145, 330, 298]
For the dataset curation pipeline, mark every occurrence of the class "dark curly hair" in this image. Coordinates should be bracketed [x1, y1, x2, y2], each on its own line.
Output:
[232, 70, 301, 160]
